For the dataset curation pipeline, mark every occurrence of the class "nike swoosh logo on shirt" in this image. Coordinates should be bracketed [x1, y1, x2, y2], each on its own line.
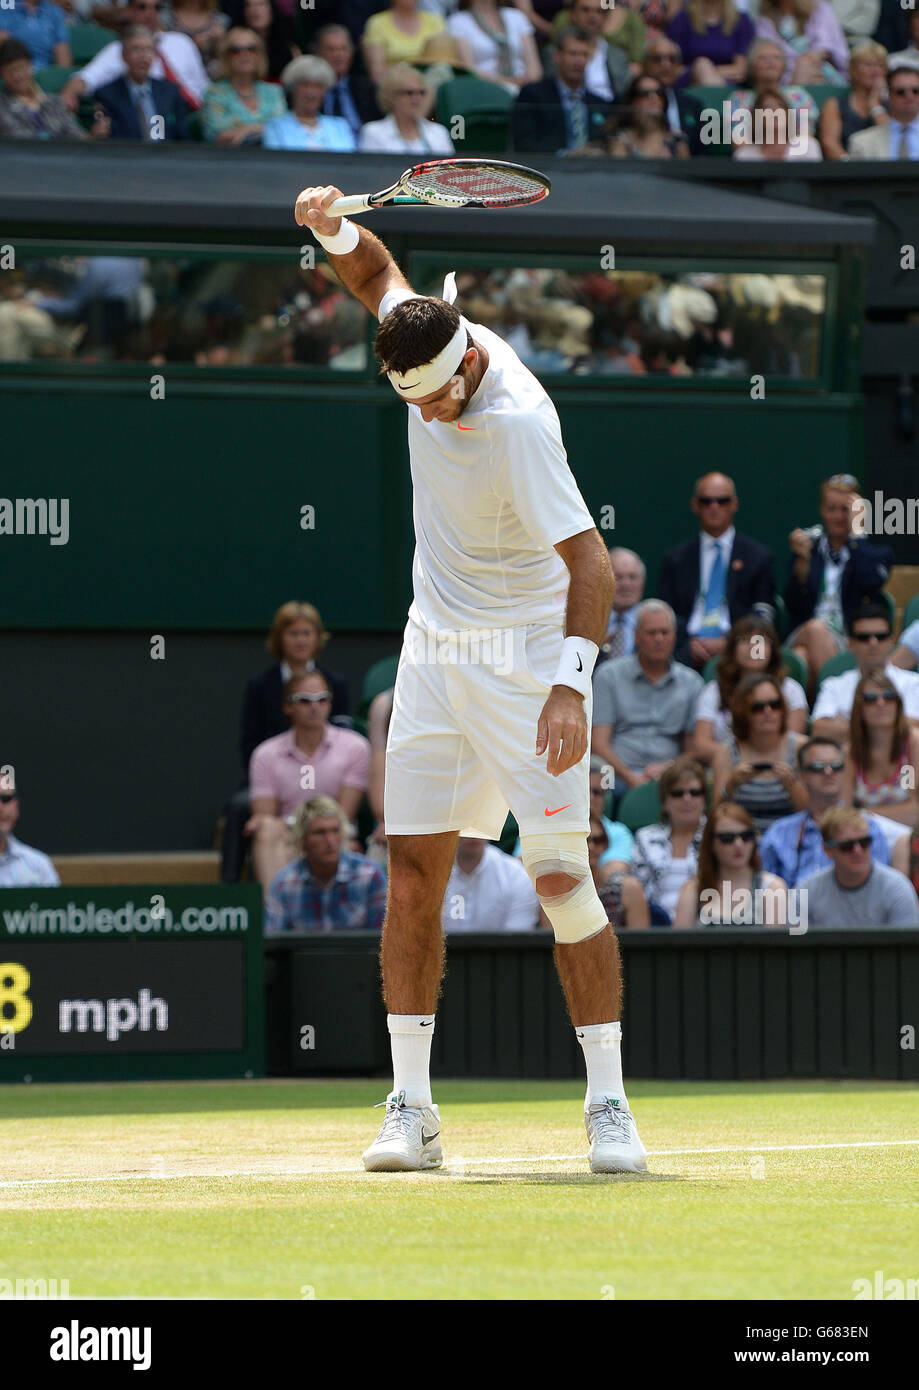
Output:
[545, 805, 572, 816]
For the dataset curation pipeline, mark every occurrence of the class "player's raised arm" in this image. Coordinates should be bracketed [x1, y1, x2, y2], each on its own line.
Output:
[294, 185, 411, 319]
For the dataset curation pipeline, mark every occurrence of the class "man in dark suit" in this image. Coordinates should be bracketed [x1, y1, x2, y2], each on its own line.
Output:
[94, 27, 190, 141]
[659, 471, 776, 670]
[512, 26, 612, 154]
[315, 23, 381, 139]
[643, 33, 705, 156]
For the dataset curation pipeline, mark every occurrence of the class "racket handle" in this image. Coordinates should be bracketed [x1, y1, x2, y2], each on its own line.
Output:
[325, 193, 374, 217]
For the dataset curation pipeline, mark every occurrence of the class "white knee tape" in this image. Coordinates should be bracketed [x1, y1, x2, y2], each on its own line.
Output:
[521, 832, 609, 944]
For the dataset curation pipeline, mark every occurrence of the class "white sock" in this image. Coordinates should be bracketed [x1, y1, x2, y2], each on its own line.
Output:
[576, 1021, 628, 1111]
[388, 1014, 435, 1106]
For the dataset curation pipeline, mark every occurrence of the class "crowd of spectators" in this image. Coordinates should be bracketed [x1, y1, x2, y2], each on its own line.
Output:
[1, 0, 918, 160]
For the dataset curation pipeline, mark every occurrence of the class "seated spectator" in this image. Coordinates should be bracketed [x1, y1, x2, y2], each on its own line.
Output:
[631, 755, 708, 921]
[830, 0, 880, 46]
[667, 0, 754, 88]
[589, 812, 649, 927]
[592, 599, 704, 789]
[0, 37, 89, 138]
[875, 0, 910, 56]
[732, 87, 823, 158]
[512, 0, 568, 42]
[598, 547, 646, 665]
[842, 674, 919, 829]
[0, 779, 60, 887]
[60, 0, 210, 112]
[314, 22, 382, 139]
[246, 671, 370, 890]
[893, 616, 919, 671]
[641, 31, 705, 153]
[587, 755, 636, 864]
[226, 0, 298, 81]
[785, 475, 894, 691]
[848, 60, 919, 157]
[172, 0, 229, 78]
[511, 26, 612, 153]
[240, 600, 350, 772]
[605, 73, 689, 156]
[94, 27, 193, 138]
[812, 603, 919, 744]
[362, 0, 446, 86]
[801, 806, 919, 924]
[759, 736, 894, 886]
[28, 255, 147, 359]
[674, 800, 787, 926]
[441, 836, 539, 932]
[596, 0, 648, 81]
[264, 796, 386, 933]
[201, 26, 285, 143]
[755, 0, 848, 86]
[0, 269, 85, 357]
[263, 55, 356, 147]
[711, 673, 807, 832]
[545, 0, 629, 102]
[447, 0, 541, 92]
[659, 471, 776, 672]
[888, 9, 919, 71]
[730, 36, 819, 131]
[819, 40, 890, 160]
[693, 615, 808, 765]
[358, 61, 453, 150]
[0, 0, 70, 71]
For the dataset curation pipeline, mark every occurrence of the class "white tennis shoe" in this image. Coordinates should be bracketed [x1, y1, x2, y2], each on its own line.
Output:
[585, 1097, 647, 1174]
[362, 1089, 443, 1172]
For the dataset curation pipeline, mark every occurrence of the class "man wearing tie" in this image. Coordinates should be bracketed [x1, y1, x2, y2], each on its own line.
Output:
[848, 61, 919, 158]
[598, 547, 646, 667]
[511, 27, 612, 154]
[315, 23, 381, 142]
[94, 27, 191, 140]
[659, 471, 776, 672]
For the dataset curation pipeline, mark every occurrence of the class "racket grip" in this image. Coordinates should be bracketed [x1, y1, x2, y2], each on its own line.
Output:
[325, 194, 374, 217]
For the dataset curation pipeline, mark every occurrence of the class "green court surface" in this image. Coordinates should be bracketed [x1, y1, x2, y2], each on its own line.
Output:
[1, 1079, 917, 1300]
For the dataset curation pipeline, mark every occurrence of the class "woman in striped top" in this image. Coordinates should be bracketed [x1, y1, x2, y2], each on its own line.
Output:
[711, 673, 807, 833]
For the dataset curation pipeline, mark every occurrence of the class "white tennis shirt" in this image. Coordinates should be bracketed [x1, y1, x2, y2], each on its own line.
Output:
[378, 287, 596, 634]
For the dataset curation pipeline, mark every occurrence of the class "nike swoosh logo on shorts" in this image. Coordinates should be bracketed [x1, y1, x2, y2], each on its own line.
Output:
[457, 423, 476, 430]
[545, 805, 572, 816]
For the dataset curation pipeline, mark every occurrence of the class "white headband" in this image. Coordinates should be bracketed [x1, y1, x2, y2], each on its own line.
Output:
[386, 271, 468, 400]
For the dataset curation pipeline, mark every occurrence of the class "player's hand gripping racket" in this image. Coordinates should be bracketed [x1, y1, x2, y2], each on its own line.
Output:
[311, 158, 550, 218]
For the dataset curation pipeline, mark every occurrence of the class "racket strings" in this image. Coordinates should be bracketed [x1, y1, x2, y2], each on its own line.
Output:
[404, 164, 546, 207]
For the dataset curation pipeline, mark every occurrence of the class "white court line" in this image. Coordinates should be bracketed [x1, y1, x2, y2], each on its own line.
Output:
[1, 1137, 917, 1189]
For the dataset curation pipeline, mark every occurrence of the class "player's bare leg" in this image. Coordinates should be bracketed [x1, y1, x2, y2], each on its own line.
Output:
[552, 921, 622, 1026]
[363, 830, 458, 1173]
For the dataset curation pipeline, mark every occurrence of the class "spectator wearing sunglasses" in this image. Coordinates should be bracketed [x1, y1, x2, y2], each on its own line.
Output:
[659, 471, 776, 673]
[812, 602, 919, 745]
[692, 614, 808, 767]
[848, 60, 919, 158]
[785, 475, 895, 692]
[801, 807, 919, 925]
[201, 26, 285, 143]
[673, 800, 787, 927]
[0, 783, 60, 888]
[358, 63, 454, 152]
[712, 673, 807, 833]
[246, 670, 370, 892]
[640, 32, 705, 153]
[759, 737, 893, 887]
[841, 674, 919, 829]
[60, 0, 210, 112]
[588, 813, 650, 928]
[631, 756, 707, 922]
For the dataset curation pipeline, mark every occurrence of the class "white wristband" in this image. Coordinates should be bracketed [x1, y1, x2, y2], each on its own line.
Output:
[313, 217, 359, 255]
[552, 636, 599, 698]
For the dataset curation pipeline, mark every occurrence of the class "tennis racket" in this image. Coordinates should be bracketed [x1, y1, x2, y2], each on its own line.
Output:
[322, 158, 551, 218]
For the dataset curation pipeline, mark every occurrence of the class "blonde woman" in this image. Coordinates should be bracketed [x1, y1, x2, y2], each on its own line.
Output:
[667, 0, 754, 87]
[172, 0, 229, 77]
[755, 0, 849, 85]
[819, 40, 889, 159]
[447, 0, 541, 90]
[201, 28, 285, 144]
[362, 0, 446, 86]
[358, 63, 454, 152]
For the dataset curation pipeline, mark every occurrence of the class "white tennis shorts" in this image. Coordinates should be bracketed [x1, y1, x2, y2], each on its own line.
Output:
[384, 617, 591, 839]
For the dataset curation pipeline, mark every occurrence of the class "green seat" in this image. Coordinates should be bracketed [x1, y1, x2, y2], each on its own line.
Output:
[359, 654, 400, 720]
[68, 22, 113, 64]
[702, 654, 720, 684]
[35, 64, 77, 93]
[773, 593, 790, 641]
[617, 780, 661, 833]
[901, 591, 919, 635]
[879, 590, 896, 633]
[816, 651, 856, 690]
[802, 83, 849, 113]
[435, 75, 512, 154]
[779, 648, 808, 691]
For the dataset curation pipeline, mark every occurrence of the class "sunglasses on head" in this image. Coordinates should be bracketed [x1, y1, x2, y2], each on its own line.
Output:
[0, 792, 17, 804]
[288, 692, 331, 704]
[802, 760, 844, 774]
[862, 689, 897, 703]
[851, 630, 891, 642]
[829, 835, 871, 853]
[669, 786, 705, 799]
[696, 495, 732, 506]
[714, 829, 756, 845]
[750, 698, 782, 713]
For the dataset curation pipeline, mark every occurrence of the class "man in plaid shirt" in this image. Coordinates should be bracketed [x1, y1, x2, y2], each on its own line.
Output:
[264, 796, 386, 934]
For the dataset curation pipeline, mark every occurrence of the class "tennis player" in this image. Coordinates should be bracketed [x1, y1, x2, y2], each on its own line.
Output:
[295, 184, 646, 1175]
